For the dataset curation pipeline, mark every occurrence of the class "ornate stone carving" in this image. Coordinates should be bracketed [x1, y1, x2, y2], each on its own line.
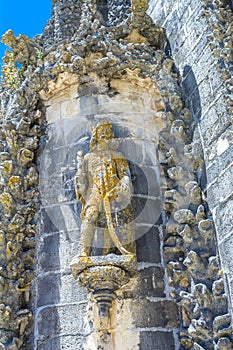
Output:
[0, 0, 232, 347]
[74, 120, 135, 257]
[70, 120, 137, 332]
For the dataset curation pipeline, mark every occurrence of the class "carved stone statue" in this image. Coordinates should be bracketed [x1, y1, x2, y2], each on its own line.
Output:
[74, 120, 135, 256]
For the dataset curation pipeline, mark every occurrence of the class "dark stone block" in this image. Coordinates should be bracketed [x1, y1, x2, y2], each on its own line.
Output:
[187, 90, 202, 123]
[38, 230, 80, 272]
[37, 304, 86, 339]
[182, 65, 202, 122]
[40, 203, 81, 234]
[40, 209, 59, 234]
[37, 307, 60, 339]
[130, 162, 148, 196]
[133, 196, 146, 218]
[78, 83, 99, 96]
[143, 166, 160, 197]
[132, 300, 179, 328]
[117, 139, 144, 165]
[182, 66, 197, 97]
[140, 331, 175, 350]
[138, 267, 165, 298]
[38, 233, 60, 271]
[37, 337, 60, 350]
[136, 226, 161, 263]
[133, 197, 161, 225]
[37, 274, 60, 307]
[112, 124, 132, 138]
[130, 163, 160, 197]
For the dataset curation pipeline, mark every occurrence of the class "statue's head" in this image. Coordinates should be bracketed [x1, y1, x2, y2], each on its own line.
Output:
[90, 120, 114, 150]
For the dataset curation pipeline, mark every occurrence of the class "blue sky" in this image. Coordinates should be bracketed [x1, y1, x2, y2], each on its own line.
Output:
[0, 0, 52, 69]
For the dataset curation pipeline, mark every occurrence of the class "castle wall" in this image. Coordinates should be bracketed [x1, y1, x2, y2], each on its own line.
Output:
[36, 74, 179, 349]
[149, 0, 233, 317]
[1, 0, 233, 348]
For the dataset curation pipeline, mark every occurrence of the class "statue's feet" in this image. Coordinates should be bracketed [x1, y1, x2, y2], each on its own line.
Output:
[79, 249, 91, 257]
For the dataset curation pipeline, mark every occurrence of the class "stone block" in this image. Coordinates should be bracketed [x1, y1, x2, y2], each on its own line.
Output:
[40, 203, 81, 234]
[197, 79, 213, 107]
[38, 230, 80, 272]
[117, 139, 144, 165]
[130, 162, 147, 195]
[133, 197, 162, 226]
[219, 235, 233, 278]
[186, 10, 207, 43]
[37, 273, 86, 307]
[207, 149, 233, 185]
[132, 299, 179, 328]
[37, 273, 60, 307]
[46, 103, 61, 124]
[136, 225, 161, 263]
[164, 10, 179, 39]
[40, 173, 67, 207]
[207, 164, 233, 210]
[193, 46, 215, 85]
[40, 209, 60, 234]
[43, 120, 66, 149]
[149, 6, 166, 26]
[214, 200, 233, 242]
[61, 98, 79, 119]
[143, 140, 158, 166]
[200, 97, 230, 147]
[140, 331, 175, 350]
[78, 95, 99, 115]
[130, 163, 160, 197]
[205, 124, 233, 170]
[37, 335, 86, 350]
[219, 235, 233, 307]
[182, 67, 198, 98]
[116, 119, 151, 140]
[177, 0, 192, 17]
[37, 303, 87, 340]
[163, 1, 176, 18]
[138, 266, 165, 298]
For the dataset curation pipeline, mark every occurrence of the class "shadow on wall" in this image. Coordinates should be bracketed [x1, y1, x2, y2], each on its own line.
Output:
[182, 65, 202, 123]
[182, 65, 207, 193]
[228, 0, 233, 10]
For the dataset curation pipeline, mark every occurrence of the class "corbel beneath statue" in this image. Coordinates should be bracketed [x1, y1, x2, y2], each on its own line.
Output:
[70, 254, 137, 331]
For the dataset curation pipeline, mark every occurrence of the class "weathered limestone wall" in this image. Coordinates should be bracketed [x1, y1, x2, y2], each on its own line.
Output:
[149, 0, 233, 317]
[36, 74, 179, 349]
[1, 0, 233, 348]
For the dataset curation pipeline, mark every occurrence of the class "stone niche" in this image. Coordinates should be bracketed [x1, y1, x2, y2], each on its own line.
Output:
[36, 72, 178, 349]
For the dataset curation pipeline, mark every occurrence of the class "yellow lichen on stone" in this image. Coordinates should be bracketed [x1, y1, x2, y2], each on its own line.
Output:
[18, 149, 34, 166]
[125, 29, 149, 44]
[0, 193, 13, 216]
[8, 176, 21, 187]
[0, 160, 13, 175]
[131, 0, 148, 13]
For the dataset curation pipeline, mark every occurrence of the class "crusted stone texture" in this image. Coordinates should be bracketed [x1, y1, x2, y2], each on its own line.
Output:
[0, 0, 232, 349]
[149, 0, 233, 325]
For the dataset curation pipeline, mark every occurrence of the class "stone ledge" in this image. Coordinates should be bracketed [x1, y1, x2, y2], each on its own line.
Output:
[70, 253, 138, 279]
